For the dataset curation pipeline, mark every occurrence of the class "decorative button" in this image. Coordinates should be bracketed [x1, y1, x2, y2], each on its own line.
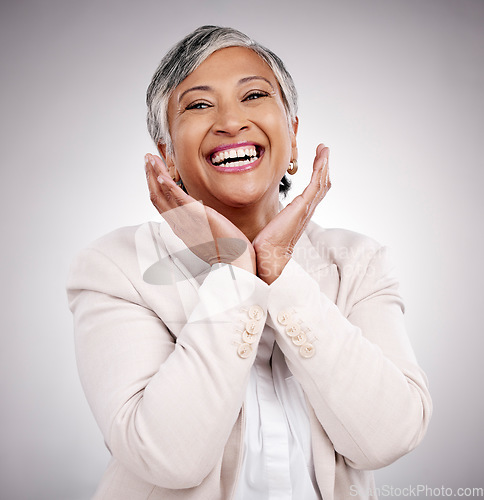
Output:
[300, 343, 316, 358]
[242, 330, 257, 344]
[245, 319, 262, 335]
[285, 322, 301, 337]
[248, 305, 264, 321]
[292, 332, 307, 346]
[277, 311, 291, 325]
[237, 343, 253, 358]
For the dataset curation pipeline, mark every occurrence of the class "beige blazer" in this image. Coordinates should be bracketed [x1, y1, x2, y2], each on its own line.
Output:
[67, 220, 432, 499]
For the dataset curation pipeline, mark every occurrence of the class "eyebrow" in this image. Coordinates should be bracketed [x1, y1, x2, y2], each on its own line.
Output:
[238, 76, 274, 89]
[178, 76, 275, 103]
[178, 85, 211, 103]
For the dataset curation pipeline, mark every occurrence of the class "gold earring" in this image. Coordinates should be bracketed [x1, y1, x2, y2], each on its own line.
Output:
[287, 160, 298, 175]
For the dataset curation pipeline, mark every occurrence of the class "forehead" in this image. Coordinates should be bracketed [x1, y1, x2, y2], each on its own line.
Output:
[173, 46, 279, 97]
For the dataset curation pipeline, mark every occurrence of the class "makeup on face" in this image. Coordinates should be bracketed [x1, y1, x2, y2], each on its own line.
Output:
[164, 47, 296, 212]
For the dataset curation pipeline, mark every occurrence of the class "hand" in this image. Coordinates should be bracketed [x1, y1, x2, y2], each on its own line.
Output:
[252, 144, 331, 284]
[145, 154, 256, 274]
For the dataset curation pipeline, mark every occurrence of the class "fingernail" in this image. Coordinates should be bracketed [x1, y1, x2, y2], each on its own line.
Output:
[150, 157, 156, 167]
[157, 175, 164, 184]
[144, 155, 150, 165]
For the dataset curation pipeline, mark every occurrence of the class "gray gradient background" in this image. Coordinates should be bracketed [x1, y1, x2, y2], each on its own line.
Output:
[1, 0, 483, 498]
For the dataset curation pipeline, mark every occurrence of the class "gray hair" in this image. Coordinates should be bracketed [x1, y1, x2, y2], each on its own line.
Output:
[146, 25, 298, 155]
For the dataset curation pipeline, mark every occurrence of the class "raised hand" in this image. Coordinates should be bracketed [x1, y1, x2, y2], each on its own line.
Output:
[252, 144, 331, 284]
[145, 154, 256, 274]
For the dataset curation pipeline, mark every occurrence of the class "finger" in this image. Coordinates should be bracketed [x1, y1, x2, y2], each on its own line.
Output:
[283, 146, 330, 233]
[282, 147, 327, 214]
[316, 143, 326, 156]
[301, 146, 330, 207]
[146, 153, 171, 181]
[156, 174, 192, 209]
[148, 154, 195, 206]
[145, 157, 173, 214]
[312, 144, 329, 179]
[145, 156, 183, 214]
[319, 147, 331, 198]
[145, 154, 191, 209]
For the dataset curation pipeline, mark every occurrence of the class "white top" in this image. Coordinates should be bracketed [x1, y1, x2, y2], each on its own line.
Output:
[234, 325, 322, 500]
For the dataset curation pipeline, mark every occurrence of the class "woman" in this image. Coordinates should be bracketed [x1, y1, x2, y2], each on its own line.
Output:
[67, 25, 432, 499]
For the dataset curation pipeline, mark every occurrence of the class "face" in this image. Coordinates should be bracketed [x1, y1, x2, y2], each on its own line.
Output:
[160, 46, 298, 214]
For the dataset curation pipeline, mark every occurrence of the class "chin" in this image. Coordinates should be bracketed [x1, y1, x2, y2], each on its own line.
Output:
[216, 183, 276, 210]
[217, 192, 261, 209]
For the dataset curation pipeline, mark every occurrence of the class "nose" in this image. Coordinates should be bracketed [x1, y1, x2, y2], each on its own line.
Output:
[212, 101, 249, 136]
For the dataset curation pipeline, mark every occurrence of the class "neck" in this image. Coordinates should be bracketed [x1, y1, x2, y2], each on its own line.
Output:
[210, 192, 280, 242]
[228, 204, 279, 242]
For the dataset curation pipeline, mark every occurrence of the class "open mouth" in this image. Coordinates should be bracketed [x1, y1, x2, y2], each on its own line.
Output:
[209, 145, 263, 168]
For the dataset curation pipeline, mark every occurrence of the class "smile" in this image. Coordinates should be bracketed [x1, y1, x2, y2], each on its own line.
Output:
[208, 143, 264, 169]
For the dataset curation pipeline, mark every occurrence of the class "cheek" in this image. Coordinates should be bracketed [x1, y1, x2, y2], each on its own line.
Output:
[272, 122, 294, 161]
[260, 108, 293, 154]
[171, 123, 205, 165]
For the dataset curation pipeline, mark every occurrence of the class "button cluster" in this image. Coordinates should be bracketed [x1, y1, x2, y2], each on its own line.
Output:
[237, 305, 265, 358]
[277, 309, 315, 358]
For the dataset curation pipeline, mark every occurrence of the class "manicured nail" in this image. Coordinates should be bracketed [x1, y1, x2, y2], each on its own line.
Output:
[150, 156, 156, 167]
[157, 175, 164, 184]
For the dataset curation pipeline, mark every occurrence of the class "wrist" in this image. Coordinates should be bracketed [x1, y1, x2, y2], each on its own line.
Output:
[232, 247, 256, 275]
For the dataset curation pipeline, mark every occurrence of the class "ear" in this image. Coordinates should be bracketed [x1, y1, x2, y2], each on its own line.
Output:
[157, 142, 180, 182]
[290, 117, 299, 161]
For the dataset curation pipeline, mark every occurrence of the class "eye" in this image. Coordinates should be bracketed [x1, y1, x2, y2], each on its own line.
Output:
[186, 101, 212, 110]
[243, 91, 269, 101]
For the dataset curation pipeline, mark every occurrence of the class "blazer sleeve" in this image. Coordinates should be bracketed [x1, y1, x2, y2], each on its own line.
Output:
[266, 245, 432, 471]
[67, 246, 269, 489]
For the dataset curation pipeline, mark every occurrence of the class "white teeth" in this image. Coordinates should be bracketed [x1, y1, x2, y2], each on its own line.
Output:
[219, 158, 252, 168]
[211, 146, 260, 166]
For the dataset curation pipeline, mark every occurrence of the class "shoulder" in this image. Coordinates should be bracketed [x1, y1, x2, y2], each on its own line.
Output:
[303, 221, 401, 310]
[80, 224, 142, 258]
[305, 220, 383, 268]
[67, 222, 168, 293]
[66, 225, 142, 294]
[73, 221, 174, 263]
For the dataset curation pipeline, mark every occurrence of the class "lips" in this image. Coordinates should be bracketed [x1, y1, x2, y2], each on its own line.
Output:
[208, 142, 264, 169]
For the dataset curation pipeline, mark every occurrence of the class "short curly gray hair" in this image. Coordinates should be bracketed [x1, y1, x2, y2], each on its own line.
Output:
[146, 25, 298, 156]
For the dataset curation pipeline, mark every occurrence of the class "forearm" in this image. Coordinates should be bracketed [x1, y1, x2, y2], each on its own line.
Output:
[267, 255, 432, 469]
[69, 250, 269, 488]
